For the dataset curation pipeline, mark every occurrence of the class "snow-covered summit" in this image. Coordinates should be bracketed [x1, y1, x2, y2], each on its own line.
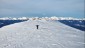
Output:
[0, 16, 84, 20]
[0, 20, 84, 48]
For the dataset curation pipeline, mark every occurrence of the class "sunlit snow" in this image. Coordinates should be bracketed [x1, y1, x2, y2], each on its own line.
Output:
[0, 20, 84, 48]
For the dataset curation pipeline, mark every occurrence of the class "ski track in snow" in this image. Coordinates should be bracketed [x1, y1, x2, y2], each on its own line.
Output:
[0, 20, 85, 48]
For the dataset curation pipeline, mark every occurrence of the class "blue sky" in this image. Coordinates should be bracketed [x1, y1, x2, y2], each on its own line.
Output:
[0, 0, 84, 18]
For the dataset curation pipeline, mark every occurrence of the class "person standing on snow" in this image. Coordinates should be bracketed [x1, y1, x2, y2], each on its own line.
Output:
[36, 25, 39, 29]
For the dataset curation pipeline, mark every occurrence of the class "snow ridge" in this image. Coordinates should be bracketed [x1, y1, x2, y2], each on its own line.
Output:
[0, 20, 84, 48]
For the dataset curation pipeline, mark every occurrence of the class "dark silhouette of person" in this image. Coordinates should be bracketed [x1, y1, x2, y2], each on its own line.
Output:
[36, 25, 39, 29]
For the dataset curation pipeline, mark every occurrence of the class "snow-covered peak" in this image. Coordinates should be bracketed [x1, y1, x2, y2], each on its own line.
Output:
[17, 17, 28, 20]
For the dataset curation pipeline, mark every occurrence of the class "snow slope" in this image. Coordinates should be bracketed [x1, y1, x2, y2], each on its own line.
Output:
[0, 20, 85, 48]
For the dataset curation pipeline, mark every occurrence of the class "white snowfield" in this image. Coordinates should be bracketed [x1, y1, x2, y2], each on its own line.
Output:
[0, 20, 85, 48]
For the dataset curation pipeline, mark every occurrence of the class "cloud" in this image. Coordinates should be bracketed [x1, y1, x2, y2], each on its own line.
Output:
[0, 0, 84, 18]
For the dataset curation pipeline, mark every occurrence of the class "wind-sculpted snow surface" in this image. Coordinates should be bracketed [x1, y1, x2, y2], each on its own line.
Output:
[0, 20, 84, 48]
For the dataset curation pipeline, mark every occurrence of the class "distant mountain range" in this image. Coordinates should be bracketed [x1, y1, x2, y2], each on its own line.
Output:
[0, 16, 85, 20]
